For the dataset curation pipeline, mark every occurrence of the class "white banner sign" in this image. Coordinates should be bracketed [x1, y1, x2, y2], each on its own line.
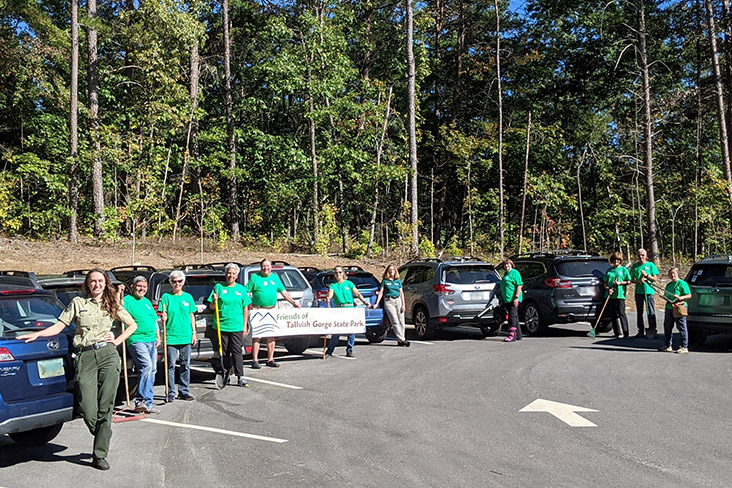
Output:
[249, 307, 367, 338]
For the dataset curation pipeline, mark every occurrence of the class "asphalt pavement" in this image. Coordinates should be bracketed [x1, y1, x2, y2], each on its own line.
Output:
[2, 310, 731, 487]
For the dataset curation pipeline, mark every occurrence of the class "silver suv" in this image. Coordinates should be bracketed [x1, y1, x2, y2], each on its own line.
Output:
[399, 258, 501, 339]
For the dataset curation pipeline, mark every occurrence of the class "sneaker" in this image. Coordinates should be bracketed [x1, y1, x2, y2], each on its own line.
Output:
[324, 353, 332, 359]
[177, 393, 195, 401]
[91, 457, 110, 471]
[266, 360, 279, 368]
[238, 377, 249, 387]
[215, 373, 225, 390]
[658, 346, 673, 352]
[251, 361, 261, 369]
[146, 407, 161, 415]
[134, 401, 147, 413]
[346, 350, 354, 358]
[166, 394, 175, 403]
[677, 347, 689, 354]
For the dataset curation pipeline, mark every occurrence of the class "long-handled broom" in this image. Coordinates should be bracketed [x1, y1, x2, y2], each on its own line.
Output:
[587, 292, 612, 339]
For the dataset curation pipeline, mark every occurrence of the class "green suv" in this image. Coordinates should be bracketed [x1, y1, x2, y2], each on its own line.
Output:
[685, 255, 732, 346]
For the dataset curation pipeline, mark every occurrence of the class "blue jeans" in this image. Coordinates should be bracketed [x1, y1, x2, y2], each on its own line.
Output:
[167, 344, 191, 396]
[327, 334, 355, 355]
[663, 311, 688, 349]
[128, 341, 157, 409]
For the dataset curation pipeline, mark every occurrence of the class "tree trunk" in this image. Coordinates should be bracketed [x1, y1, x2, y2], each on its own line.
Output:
[88, 0, 104, 237]
[704, 0, 732, 206]
[638, 0, 660, 262]
[494, 0, 505, 258]
[577, 149, 587, 252]
[406, 0, 419, 254]
[308, 68, 319, 242]
[223, 0, 239, 239]
[368, 86, 393, 257]
[518, 110, 531, 253]
[69, 0, 79, 243]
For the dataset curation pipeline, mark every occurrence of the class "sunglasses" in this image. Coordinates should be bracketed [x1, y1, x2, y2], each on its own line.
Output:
[171, 279, 185, 284]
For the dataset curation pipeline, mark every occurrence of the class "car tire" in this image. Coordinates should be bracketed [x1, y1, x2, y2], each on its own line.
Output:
[688, 327, 706, 347]
[413, 306, 435, 340]
[284, 337, 311, 355]
[597, 320, 613, 333]
[9, 423, 64, 446]
[522, 302, 545, 336]
[365, 327, 388, 343]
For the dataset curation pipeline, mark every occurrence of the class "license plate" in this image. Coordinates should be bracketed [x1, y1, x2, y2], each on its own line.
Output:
[196, 317, 208, 328]
[465, 291, 488, 301]
[38, 358, 64, 379]
[699, 295, 725, 307]
[278, 301, 293, 309]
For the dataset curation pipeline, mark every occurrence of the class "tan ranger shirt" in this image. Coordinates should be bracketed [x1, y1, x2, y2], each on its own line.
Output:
[58, 296, 134, 348]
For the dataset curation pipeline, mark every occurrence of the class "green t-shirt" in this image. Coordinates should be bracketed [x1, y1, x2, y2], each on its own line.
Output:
[245, 273, 285, 308]
[381, 279, 402, 298]
[664, 279, 691, 310]
[604, 266, 631, 299]
[330, 280, 356, 307]
[208, 283, 251, 332]
[630, 261, 660, 295]
[160, 292, 197, 345]
[500, 269, 524, 302]
[123, 294, 159, 344]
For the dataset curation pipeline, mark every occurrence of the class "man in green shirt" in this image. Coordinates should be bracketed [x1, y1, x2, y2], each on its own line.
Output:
[245, 259, 300, 368]
[122, 276, 161, 414]
[326, 266, 371, 357]
[603, 252, 631, 338]
[160, 270, 197, 402]
[629, 248, 660, 339]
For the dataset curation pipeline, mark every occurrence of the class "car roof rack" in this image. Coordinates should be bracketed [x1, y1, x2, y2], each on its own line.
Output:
[175, 264, 216, 271]
[62, 269, 118, 281]
[701, 254, 732, 262]
[298, 266, 320, 272]
[111, 265, 158, 272]
[0, 270, 42, 289]
[339, 265, 364, 271]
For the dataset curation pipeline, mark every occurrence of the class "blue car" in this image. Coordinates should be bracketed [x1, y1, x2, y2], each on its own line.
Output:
[0, 284, 73, 446]
[313, 267, 389, 343]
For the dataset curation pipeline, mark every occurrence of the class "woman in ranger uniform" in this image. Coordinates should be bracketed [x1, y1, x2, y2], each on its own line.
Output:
[374, 264, 410, 347]
[326, 266, 372, 358]
[18, 269, 137, 471]
[603, 252, 631, 339]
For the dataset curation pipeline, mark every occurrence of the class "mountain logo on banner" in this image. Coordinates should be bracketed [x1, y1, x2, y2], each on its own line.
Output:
[250, 311, 278, 335]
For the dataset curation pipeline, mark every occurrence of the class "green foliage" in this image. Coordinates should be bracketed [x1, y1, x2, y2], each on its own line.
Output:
[315, 204, 338, 258]
[418, 236, 437, 258]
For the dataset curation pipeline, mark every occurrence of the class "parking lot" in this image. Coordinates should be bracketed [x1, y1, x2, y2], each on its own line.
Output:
[1, 312, 731, 488]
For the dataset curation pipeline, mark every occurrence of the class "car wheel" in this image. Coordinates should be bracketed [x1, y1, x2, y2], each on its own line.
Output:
[688, 327, 706, 347]
[522, 303, 545, 336]
[413, 306, 435, 340]
[597, 320, 613, 333]
[9, 423, 63, 446]
[284, 337, 311, 355]
[365, 327, 388, 344]
[480, 324, 500, 337]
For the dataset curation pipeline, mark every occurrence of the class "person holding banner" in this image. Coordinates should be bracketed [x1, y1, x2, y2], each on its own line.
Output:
[603, 252, 631, 339]
[160, 270, 197, 402]
[326, 266, 372, 358]
[246, 259, 300, 368]
[208, 263, 251, 388]
[122, 276, 161, 414]
[374, 264, 410, 347]
[658, 266, 692, 354]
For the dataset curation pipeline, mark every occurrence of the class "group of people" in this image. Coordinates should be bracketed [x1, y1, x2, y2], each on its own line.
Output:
[497, 248, 693, 354]
[16, 259, 411, 471]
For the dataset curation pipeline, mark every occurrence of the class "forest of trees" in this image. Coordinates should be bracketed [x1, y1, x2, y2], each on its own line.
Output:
[1, 0, 732, 261]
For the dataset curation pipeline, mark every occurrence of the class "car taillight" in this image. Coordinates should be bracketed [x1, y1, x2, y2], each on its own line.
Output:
[316, 290, 329, 301]
[433, 284, 455, 295]
[0, 347, 15, 362]
[545, 278, 572, 288]
[0, 288, 36, 295]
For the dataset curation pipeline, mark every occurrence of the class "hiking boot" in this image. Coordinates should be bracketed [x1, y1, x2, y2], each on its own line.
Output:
[92, 457, 110, 470]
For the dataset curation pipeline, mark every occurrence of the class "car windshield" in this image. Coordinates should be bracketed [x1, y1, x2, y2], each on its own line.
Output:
[687, 263, 732, 286]
[319, 273, 380, 289]
[442, 265, 500, 284]
[246, 269, 310, 292]
[556, 260, 609, 279]
[0, 295, 64, 337]
[160, 276, 225, 306]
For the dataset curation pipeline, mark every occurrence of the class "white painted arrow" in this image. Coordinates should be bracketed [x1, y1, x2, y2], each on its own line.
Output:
[519, 399, 599, 427]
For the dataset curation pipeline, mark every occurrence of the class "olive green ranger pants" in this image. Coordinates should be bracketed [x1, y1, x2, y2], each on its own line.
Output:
[75, 343, 121, 459]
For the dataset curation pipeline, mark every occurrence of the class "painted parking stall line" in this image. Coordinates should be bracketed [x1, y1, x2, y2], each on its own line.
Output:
[246, 377, 303, 390]
[410, 340, 435, 345]
[141, 418, 288, 443]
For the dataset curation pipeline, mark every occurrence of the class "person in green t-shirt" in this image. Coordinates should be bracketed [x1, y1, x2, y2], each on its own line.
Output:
[160, 270, 198, 402]
[207, 263, 251, 388]
[659, 266, 692, 354]
[629, 248, 660, 339]
[122, 276, 161, 414]
[500, 259, 524, 343]
[245, 259, 300, 369]
[603, 252, 631, 338]
[325, 266, 371, 358]
[374, 264, 410, 347]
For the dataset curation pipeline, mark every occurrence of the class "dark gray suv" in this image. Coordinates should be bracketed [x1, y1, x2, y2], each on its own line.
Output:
[399, 258, 501, 339]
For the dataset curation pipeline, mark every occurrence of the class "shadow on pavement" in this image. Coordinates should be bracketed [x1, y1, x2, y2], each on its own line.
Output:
[0, 441, 91, 468]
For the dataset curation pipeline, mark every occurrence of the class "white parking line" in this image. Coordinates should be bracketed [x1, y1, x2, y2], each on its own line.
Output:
[246, 377, 303, 390]
[410, 340, 434, 345]
[141, 418, 288, 443]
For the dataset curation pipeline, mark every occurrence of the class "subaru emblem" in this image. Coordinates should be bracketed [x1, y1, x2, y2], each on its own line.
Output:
[47, 340, 60, 351]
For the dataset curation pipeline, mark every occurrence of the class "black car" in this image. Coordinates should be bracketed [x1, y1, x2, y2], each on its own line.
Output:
[39, 276, 123, 307]
[298, 266, 321, 285]
[110, 265, 158, 287]
[509, 251, 611, 335]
